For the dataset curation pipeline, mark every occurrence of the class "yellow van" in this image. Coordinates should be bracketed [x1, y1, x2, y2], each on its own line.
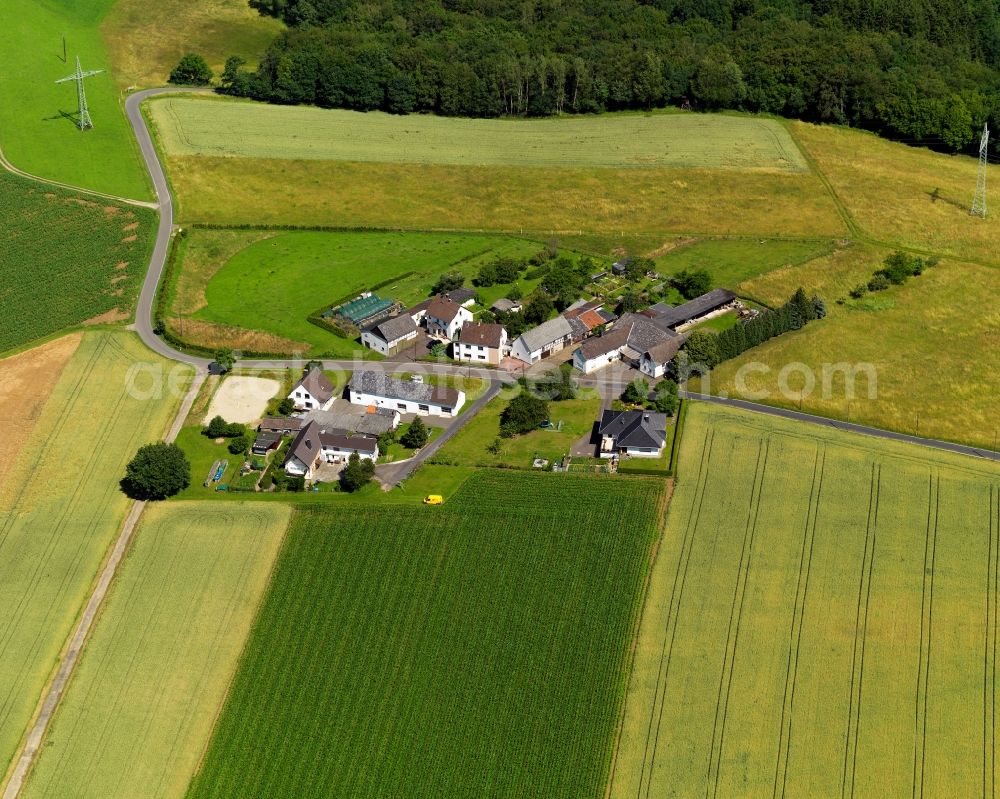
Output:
[423, 494, 444, 505]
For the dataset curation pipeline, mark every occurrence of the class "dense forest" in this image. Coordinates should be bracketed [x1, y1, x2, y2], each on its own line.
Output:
[222, 0, 1000, 151]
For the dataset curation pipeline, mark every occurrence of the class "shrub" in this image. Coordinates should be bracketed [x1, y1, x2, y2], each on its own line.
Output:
[867, 273, 890, 292]
[228, 434, 250, 455]
[341, 452, 375, 492]
[121, 443, 190, 500]
[849, 284, 867, 299]
[672, 268, 713, 300]
[277, 397, 295, 416]
[431, 271, 464, 295]
[622, 378, 649, 405]
[500, 393, 549, 436]
[400, 418, 429, 449]
[653, 380, 679, 415]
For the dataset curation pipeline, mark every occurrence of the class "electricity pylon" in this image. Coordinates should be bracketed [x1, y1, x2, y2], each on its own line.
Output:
[971, 123, 989, 218]
[55, 56, 104, 130]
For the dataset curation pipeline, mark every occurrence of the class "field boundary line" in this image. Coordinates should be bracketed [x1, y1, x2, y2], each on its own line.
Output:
[0, 369, 205, 799]
[773, 446, 826, 798]
[912, 472, 940, 799]
[706, 438, 770, 798]
[636, 429, 716, 799]
[783, 124, 859, 239]
[841, 463, 881, 799]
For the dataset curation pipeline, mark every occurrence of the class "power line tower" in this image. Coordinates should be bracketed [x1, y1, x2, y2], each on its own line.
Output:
[971, 122, 989, 218]
[55, 56, 104, 130]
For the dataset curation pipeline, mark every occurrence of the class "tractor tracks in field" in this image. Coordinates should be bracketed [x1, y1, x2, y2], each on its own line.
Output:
[912, 472, 940, 799]
[985, 485, 1000, 799]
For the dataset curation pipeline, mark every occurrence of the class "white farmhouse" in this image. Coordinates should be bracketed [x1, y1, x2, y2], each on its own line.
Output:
[361, 313, 419, 356]
[348, 370, 465, 417]
[454, 322, 507, 365]
[423, 296, 473, 340]
[284, 420, 379, 479]
[287, 367, 336, 411]
[509, 316, 574, 365]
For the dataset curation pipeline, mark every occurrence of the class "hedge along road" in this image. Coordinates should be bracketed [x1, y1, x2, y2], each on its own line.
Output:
[122, 89, 997, 464]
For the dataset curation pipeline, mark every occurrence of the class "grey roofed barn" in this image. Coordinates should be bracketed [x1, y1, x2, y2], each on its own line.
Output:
[517, 315, 573, 353]
[366, 313, 417, 343]
[491, 298, 522, 313]
[259, 416, 304, 434]
[578, 313, 677, 360]
[349, 370, 460, 408]
[303, 408, 397, 436]
[649, 288, 737, 329]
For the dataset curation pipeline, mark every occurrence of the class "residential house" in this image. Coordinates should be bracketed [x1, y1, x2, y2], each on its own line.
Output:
[303, 407, 400, 436]
[573, 313, 682, 377]
[597, 410, 668, 458]
[445, 288, 477, 307]
[509, 316, 574, 364]
[491, 298, 523, 314]
[648, 288, 738, 330]
[563, 300, 616, 342]
[287, 367, 336, 411]
[251, 431, 282, 456]
[348, 370, 465, 417]
[423, 296, 473, 340]
[454, 322, 507, 365]
[361, 313, 419, 356]
[284, 420, 379, 478]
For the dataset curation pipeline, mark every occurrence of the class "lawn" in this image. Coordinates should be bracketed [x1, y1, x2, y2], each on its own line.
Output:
[0, 0, 150, 198]
[177, 230, 543, 356]
[791, 120, 1000, 265]
[610, 401, 1000, 798]
[695, 247, 1000, 449]
[158, 155, 846, 237]
[102, 0, 282, 88]
[0, 332, 190, 775]
[652, 237, 837, 291]
[150, 99, 808, 170]
[0, 171, 157, 356]
[430, 390, 602, 468]
[186, 470, 666, 799]
[21, 502, 288, 799]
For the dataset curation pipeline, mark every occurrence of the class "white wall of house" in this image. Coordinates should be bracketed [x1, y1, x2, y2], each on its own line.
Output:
[623, 444, 664, 458]
[455, 342, 502, 365]
[361, 329, 418, 356]
[574, 347, 620, 374]
[511, 335, 568, 364]
[640, 356, 667, 379]
[426, 307, 473, 340]
[285, 455, 314, 477]
[321, 443, 378, 462]
[348, 389, 466, 417]
[288, 388, 334, 412]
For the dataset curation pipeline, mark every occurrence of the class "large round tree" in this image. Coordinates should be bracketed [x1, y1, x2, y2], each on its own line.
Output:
[121, 442, 191, 500]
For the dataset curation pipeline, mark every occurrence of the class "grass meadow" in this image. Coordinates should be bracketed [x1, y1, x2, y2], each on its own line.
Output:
[610, 402, 1000, 797]
[0, 171, 156, 356]
[102, 0, 281, 88]
[21, 503, 288, 799]
[696, 246, 1000, 449]
[0, 332, 190, 775]
[150, 99, 808, 170]
[178, 230, 541, 356]
[0, 1, 150, 198]
[186, 471, 665, 799]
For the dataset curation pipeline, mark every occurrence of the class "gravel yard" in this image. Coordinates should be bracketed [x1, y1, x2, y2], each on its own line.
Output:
[204, 376, 280, 425]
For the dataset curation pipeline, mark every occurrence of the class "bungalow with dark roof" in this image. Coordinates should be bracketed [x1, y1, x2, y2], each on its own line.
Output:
[287, 367, 336, 411]
[361, 312, 419, 355]
[597, 410, 667, 458]
[454, 322, 507, 365]
[284, 420, 379, 478]
[348, 370, 465, 417]
[423, 296, 473, 340]
[573, 313, 682, 377]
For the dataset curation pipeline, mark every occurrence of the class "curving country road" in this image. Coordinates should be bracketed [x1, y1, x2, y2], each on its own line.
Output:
[122, 89, 997, 464]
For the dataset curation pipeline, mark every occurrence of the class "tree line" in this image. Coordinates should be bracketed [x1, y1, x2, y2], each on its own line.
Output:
[217, 0, 1000, 152]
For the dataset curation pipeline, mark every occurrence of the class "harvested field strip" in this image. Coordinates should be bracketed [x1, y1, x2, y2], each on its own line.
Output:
[0, 332, 189, 773]
[610, 402, 1000, 799]
[22, 503, 288, 799]
[187, 472, 665, 799]
[150, 99, 808, 171]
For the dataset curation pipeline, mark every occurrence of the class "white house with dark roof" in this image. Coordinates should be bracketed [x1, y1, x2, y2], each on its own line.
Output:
[348, 370, 465, 417]
[284, 420, 379, 478]
[572, 313, 682, 377]
[510, 316, 574, 364]
[454, 322, 507, 365]
[423, 296, 473, 340]
[361, 313, 419, 356]
[287, 367, 336, 411]
[597, 410, 667, 458]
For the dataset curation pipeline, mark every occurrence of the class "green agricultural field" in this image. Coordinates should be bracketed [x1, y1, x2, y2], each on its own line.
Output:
[430, 390, 603, 468]
[102, 0, 282, 88]
[0, 332, 190, 775]
[611, 402, 1000, 798]
[0, 171, 156, 356]
[22, 502, 288, 799]
[696, 246, 1000, 449]
[653, 237, 836, 290]
[171, 230, 543, 356]
[186, 471, 665, 799]
[0, 1, 150, 198]
[150, 99, 808, 170]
